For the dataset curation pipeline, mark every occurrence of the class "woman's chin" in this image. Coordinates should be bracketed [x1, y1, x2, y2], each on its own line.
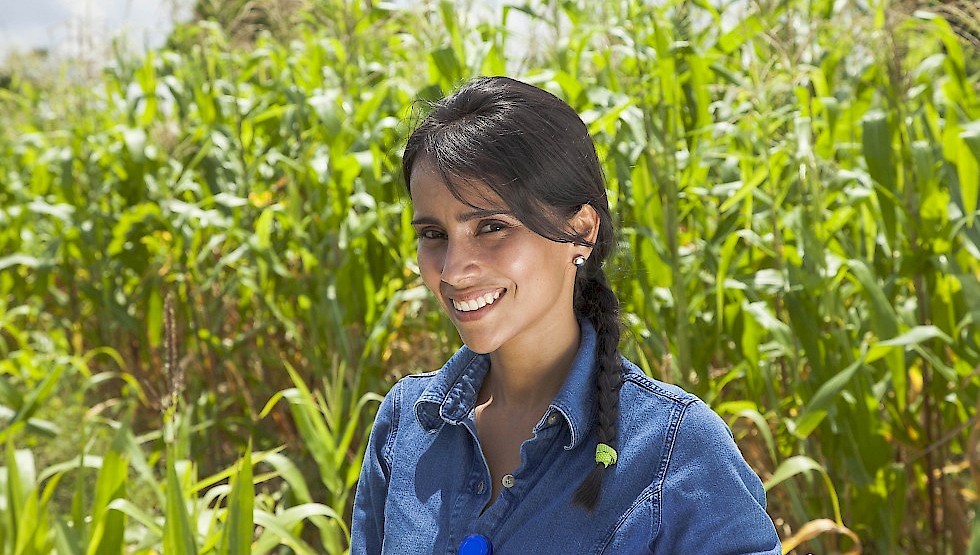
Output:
[455, 331, 502, 355]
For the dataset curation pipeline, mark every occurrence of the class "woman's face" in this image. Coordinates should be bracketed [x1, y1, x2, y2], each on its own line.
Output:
[409, 161, 583, 355]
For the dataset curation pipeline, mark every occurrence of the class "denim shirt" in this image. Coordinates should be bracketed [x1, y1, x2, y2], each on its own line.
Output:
[351, 321, 781, 554]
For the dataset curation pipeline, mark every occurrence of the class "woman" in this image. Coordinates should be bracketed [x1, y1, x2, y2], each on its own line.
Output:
[351, 76, 781, 554]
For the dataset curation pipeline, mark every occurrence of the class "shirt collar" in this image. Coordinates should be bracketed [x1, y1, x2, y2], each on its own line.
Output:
[413, 319, 598, 450]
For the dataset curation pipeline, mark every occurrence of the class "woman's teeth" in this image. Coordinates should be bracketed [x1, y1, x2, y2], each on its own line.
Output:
[452, 290, 502, 312]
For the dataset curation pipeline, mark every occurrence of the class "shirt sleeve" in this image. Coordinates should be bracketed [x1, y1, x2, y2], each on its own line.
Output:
[350, 381, 400, 555]
[654, 401, 781, 554]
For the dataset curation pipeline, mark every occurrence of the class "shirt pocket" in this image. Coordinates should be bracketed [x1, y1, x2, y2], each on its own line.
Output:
[596, 486, 657, 555]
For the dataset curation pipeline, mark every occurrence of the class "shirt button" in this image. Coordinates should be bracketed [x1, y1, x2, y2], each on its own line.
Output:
[546, 413, 559, 426]
[474, 481, 485, 495]
[501, 474, 515, 488]
[458, 534, 492, 555]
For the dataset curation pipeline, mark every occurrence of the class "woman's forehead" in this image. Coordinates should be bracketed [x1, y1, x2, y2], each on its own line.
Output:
[410, 160, 508, 212]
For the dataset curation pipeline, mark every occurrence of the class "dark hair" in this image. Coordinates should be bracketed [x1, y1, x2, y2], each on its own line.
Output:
[402, 76, 623, 511]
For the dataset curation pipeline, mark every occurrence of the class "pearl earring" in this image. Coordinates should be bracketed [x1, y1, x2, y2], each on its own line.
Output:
[573, 255, 587, 267]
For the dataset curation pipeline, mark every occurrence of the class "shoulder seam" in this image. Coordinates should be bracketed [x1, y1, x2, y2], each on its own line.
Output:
[621, 373, 699, 406]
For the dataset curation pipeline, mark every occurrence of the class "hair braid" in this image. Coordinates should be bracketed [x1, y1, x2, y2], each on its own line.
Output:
[572, 265, 622, 511]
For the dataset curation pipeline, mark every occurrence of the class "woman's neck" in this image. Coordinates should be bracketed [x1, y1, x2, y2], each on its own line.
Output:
[480, 315, 581, 411]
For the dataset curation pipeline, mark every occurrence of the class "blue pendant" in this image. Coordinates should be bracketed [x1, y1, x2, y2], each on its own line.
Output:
[458, 533, 492, 555]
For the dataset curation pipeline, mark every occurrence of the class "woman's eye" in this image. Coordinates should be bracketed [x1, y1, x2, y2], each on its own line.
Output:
[478, 221, 508, 234]
[416, 228, 445, 240]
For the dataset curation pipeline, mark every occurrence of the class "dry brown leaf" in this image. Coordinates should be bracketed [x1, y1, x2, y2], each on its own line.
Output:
[781, 518, 862, 555]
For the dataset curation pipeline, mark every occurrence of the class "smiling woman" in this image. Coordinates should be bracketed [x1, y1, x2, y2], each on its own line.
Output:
[350, 76, 782, 554]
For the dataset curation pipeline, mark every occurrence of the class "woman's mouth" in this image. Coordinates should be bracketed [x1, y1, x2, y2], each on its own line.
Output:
[451, 290, 503, 312]
[449, 289, 505, 319]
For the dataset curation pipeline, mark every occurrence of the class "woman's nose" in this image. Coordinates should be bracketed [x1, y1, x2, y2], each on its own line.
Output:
[439, 238, 479, 287]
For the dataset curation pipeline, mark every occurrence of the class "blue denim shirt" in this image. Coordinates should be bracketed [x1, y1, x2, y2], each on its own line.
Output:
[351, 321, 781, 554]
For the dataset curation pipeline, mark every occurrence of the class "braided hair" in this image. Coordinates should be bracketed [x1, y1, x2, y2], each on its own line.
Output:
[402, 76, 623, 511]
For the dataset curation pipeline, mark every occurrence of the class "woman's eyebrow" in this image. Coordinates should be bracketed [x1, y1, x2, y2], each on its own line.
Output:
[410, 209, 512, 226]
[410, 215, 440, 226]
[457, 208, 512, 222]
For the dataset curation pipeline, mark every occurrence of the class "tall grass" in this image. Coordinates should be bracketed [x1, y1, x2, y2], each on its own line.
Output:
[0, 0, 977, 552]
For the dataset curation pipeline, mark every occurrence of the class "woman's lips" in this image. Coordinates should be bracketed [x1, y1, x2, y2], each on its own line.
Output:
[448, 289, 506, 321]
[451, 289, 504, 312]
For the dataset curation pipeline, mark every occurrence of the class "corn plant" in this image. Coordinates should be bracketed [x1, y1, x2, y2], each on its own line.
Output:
[0, 0, 977, 552]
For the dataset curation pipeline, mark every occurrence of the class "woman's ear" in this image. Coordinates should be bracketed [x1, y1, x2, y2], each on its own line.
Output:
[571, 204, 601, 246]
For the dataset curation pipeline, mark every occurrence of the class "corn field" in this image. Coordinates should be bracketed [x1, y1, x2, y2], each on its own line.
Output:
[0, 0, 978, 553]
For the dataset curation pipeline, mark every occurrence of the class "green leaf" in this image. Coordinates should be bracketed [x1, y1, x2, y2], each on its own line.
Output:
[430, 47, 462, 84]
[765, 455, 824, 491]
[253, 504, 348, 555]
[716, 404, 777, 465]
[104, 499, 163, 536]
[2, 367, 66, 444]
[847, 260, 898, 338]
[793, 357, 865, 438]
[54, 519, 84, 555]
[958, 126, 980, 219]
[861, 110, 898, 243]
[847, 259, 906, 405]
[716, 15, 764, 53]
[0, 255, 40, 271]
[251, 508, 321, 555]
[281, 362, 339, 494]
[85, 428, 129, 555]
[219, 446, 254, 555]
[866, 325, 954, 364]
[260, 453, 312, 504]
[107, 204, 161, 256]
[5, 444, 27, 552]
[163, 447, 198, 555]
[764, 455, 844, 525]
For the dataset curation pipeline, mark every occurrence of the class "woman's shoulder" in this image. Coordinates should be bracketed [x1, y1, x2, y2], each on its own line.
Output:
[378, 369, 440, 414]
[616, 360, 778, 551]
[618, 357, 701, 407]
[395, 369, 441, 389]
[617, 357, 736, 448]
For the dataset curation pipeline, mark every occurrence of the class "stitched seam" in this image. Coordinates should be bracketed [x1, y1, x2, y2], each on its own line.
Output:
[621, 373, 697, 406]
[651, 401, 691, 544]
[594, 486, 657, 554]
[410, 372, 446, 432]
[405, 370, 439, 379]
[440, 351, 486, 423]
[382, 382, 400, 472]
[553, 405, 578, 449]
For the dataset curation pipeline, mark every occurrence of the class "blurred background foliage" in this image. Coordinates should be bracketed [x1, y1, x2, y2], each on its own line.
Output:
[0, 0, 978, 553]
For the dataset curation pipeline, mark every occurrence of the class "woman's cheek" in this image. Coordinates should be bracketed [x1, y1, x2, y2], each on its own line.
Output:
[416, 247, 444, 291]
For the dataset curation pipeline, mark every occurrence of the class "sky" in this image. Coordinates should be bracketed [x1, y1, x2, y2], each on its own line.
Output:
[0, 0, 191, 59]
